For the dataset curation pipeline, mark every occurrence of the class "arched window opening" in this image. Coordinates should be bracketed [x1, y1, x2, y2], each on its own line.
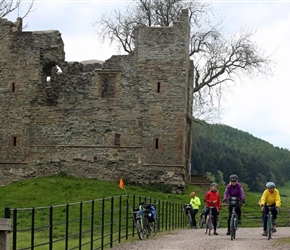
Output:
[43, 62, 56, 88]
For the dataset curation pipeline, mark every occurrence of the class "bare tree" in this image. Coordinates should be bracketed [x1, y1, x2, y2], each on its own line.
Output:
[0, 0, 34, 39]
[95, 0, 271, 120]
[0, 0, 34, 19]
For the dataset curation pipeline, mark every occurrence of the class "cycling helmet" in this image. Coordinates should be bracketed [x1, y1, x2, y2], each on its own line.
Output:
[266, 182, 275, 188]
[229, 174, 238, 181]
[210, 182, 217, 187]
[190, 192, 195, 197]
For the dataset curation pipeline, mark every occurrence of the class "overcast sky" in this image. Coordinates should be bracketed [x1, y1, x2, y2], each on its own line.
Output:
[6, 0, 290, 150]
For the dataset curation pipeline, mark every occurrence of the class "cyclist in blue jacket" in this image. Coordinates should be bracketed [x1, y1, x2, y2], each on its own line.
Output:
[223, 174, 245, 235]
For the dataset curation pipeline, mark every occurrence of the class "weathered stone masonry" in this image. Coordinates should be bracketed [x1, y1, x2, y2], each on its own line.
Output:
[0, 9, 193, 192]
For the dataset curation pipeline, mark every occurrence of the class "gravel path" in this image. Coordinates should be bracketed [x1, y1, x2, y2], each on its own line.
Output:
[111, 227, 290, 250]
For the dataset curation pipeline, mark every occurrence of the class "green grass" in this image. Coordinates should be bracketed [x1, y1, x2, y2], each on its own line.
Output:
[277, 181, 290, 205]
[0, 175, 206, 212]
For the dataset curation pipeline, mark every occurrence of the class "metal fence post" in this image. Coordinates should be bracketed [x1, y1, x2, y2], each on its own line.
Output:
[0, 218, 10, 250]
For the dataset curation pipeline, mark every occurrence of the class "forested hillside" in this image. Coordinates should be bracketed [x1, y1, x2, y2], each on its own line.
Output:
[191, 121, 290, 191]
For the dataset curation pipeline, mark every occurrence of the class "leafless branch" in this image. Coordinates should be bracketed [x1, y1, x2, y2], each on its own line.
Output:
[0, 0, 34, 19]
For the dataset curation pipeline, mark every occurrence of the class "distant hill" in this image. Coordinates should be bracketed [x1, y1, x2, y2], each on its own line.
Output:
[191, 121, 290, 192]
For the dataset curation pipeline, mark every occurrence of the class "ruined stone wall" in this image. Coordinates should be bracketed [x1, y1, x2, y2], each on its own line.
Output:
[28, 54, 144, 183]
[0, 10, 193, 192]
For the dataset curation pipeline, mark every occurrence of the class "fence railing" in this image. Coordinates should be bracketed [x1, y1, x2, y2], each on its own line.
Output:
[3, 196, 290, 249]
[4, 195, 188, 250]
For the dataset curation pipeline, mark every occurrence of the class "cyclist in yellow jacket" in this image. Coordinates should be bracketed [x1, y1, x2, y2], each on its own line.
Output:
[260, 182, 281, 236]
[189, 192, 201, 228]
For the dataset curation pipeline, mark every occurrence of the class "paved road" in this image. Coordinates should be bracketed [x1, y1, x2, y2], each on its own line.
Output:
[111, 227, 290, 250]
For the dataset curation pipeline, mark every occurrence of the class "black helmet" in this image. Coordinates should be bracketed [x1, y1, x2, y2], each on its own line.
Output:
[230, 174, 238, 181]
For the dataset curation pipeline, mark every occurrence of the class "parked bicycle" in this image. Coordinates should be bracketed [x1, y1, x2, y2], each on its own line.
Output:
[198, 207, 221, 229]
[205, 207, 214, 235]
[227, 197, 241, 240]
[184, 204, 194, 228]
[133, 202, 157, 240]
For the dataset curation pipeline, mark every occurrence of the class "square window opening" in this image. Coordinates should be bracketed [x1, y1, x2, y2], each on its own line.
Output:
[115, 134, 121, 146]
[101, 76, 115, 98]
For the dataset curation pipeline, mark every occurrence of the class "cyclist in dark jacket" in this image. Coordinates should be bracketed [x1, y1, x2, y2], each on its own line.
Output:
[223, 174, 245, 235]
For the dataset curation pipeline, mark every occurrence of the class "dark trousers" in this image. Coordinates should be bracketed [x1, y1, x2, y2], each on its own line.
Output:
[227, 205, 241, 231]
[263, 204, 278, 231]
[191, 209, 199, 227]
[205, 207, 218, 230]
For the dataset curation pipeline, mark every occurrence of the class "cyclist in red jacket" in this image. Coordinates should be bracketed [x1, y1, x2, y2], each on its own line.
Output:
[204, 183, 221, 235]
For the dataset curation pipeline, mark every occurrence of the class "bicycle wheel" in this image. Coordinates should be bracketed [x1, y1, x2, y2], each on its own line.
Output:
[267, 215, 272, 240]
[135, 219, 144, 240]
[208, 219, 212, 236]
[208, 215, 213, 236]
[149, 220, 158, 237]
[233, 217, 237, 239]
[142, 217, 150, 238]
[187, 213, 193, 228]
[230, 214, 235, 240]
[205, 217, 208, 234]
[217, 214, 222, 228]
[198, 214, 205, 229]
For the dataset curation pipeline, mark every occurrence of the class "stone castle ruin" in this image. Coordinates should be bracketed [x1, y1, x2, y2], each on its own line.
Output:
[0, 9, 193, 192]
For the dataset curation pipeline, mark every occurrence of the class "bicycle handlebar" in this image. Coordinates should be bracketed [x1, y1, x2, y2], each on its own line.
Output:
[139, 202, 158, 207]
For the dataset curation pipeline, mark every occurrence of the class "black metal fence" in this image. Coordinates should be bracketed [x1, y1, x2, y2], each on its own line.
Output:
[5, 195, 188, 250]
[5, 196, 290, 249]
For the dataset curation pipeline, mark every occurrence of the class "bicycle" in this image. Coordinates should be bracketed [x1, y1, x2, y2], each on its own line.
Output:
[198, 207, 221, 229]
[138, 202, 158, 239]
[266, 206, 275, 240]
[184, 204, 194, 228]
[144, 204, 158, 237]
[205, 207, 214, 236]
[227, 197, 241, 241]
